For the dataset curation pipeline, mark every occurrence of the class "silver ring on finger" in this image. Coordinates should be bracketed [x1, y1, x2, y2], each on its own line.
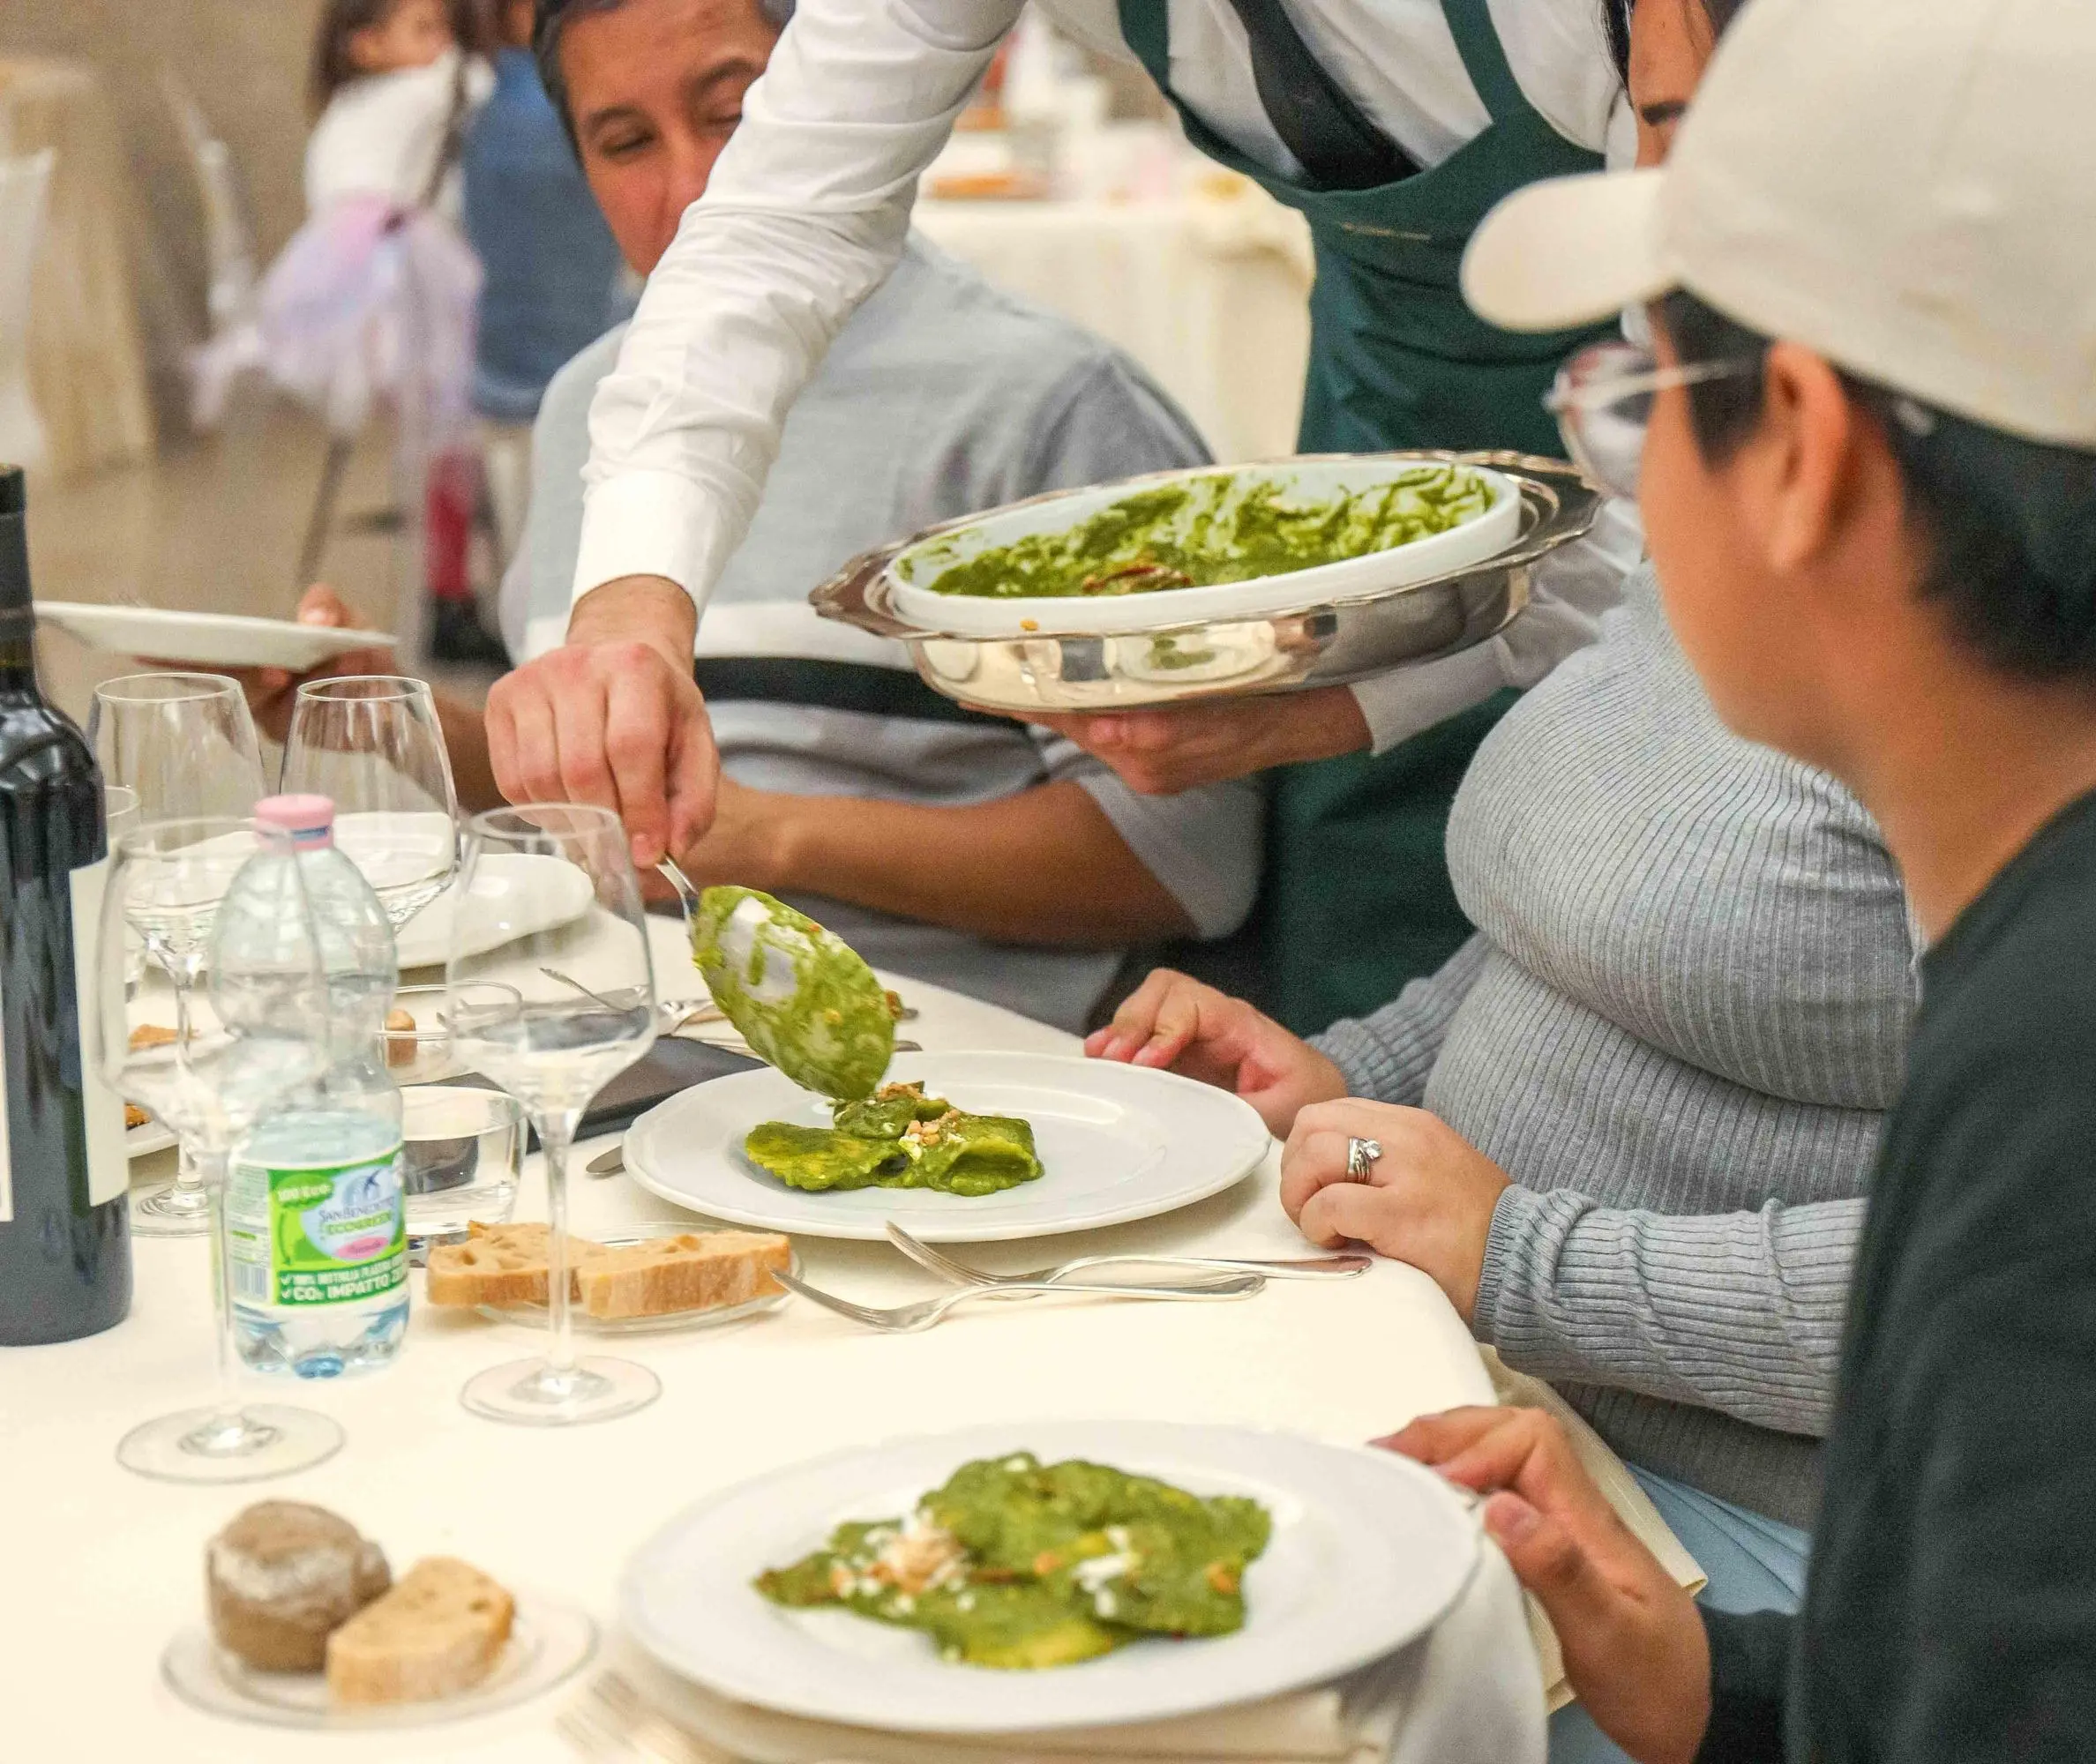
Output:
[1344, 1136, 1383, 1181]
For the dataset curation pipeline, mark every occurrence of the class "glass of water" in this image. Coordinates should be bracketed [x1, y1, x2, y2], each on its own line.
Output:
[281, 676, 458, 930]
[400, 1085, 523, 1250]
[445, 804, 658, 1426]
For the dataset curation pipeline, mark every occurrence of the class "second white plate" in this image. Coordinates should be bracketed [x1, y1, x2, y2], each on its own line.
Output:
[35, 602, 398, 670]
[620, 1419, 1481, 1735]
[393, 853, 595, 969]
[622, 1051, 1271, 1243]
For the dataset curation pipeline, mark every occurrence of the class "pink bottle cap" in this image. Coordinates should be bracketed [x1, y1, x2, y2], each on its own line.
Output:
[256, 793, 336, 849]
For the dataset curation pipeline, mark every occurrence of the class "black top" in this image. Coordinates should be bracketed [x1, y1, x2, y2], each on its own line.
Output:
[1699, 787, 2096, 1761]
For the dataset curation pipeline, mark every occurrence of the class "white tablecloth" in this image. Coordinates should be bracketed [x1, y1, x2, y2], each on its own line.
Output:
[915, 182, 1313, 465]
[2, 916, 1523, 1761]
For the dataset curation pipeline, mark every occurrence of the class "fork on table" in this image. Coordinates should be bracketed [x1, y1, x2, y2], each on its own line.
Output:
[883, 1222, 1371, 1289]
[773, 1267, 1262, 1334]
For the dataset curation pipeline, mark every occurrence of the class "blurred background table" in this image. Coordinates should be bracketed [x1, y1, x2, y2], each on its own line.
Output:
[916, 175, 1313, 465]
[0, 53, 155, 478]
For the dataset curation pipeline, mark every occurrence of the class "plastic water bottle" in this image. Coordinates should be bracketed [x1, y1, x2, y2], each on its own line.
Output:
[214, 794, 408, 1377]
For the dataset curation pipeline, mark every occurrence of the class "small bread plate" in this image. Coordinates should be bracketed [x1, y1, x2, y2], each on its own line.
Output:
[619, 1419, 1482, 1735]
[161, 1589, 595, 1730]
[622, 1051, 1272, 1244]
[393, 852, 595, 969]
[885, 459, 1523, 639]
[34, 602, 397, 671]
[127, 1116, 177, 1159]
[471, 1223, 799, 1335]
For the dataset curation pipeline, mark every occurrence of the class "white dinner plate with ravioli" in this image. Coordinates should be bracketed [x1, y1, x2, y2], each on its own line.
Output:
[34, 602, 396, 670]
[393, 852, 595, 968]
[619, 1419, 1482, 1735]
[621, 1051, 1270, 1243]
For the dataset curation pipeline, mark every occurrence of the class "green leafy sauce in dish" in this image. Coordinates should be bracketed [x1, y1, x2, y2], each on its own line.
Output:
[755, 1452, 1272, 1669]
[744, 1080, 1044, 1197]
[692, 886, 895, 1101]
[916, 467, 1493, 602]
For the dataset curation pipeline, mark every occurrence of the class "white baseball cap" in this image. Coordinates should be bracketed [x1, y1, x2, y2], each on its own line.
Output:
[1461, 0, 2096, 449]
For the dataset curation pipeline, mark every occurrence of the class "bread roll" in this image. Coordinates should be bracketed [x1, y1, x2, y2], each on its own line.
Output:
[326, 1557, 514, 1706]
[576, 1230, 791, 1319]
[206, 1502, 391, 1673]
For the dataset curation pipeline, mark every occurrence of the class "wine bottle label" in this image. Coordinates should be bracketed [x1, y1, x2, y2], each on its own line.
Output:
[69, 858, 128, 1207]
[228, 1139, 407, 1308]
[0, 857, 124, 1222]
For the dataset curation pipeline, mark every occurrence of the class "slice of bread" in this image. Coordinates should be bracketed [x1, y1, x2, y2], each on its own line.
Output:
[326, 1557, 514, 1707]
[423, 1222, 598, 1308]
[575, 1230, 792, 1319]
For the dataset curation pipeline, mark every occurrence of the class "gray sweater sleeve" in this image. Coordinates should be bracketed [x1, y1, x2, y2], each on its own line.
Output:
[1311, 935, 1490, 1106]
[1474, 1187, 1863, 1436]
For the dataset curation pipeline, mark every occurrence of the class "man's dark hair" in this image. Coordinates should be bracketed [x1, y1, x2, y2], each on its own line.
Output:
[1603, 0, 1750, 86]
[1654, 288, 2096, 684]
[535, 0, 796, 148]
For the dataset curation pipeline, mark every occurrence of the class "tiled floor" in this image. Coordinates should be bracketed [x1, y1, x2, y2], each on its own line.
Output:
[26, 400, 499, 729]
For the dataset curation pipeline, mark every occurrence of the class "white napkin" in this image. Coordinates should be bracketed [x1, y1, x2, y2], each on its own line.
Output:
[1480, 1350, 1707, 1713]
[596, 1547, 1542, 1764]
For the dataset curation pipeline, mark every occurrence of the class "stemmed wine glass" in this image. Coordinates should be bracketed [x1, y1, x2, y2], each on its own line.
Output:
[97, 818, 344, 1482]
[446, 804, 660, 1426]
[281, 676, 459, 930]
[88, 673, 266, 1235]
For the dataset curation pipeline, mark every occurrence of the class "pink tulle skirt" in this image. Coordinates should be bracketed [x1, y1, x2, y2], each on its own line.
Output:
[192, 193, 482, 446]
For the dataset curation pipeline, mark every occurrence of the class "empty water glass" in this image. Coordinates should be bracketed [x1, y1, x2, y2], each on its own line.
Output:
[400, 1085, 523, 1251]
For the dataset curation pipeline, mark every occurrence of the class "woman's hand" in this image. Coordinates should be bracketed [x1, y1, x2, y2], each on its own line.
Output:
[1084, 968, 1347, 1136]
[1379, 1408, 1712, 1764]
[1018, 686, 1371, 795]
[1279, 1100, 1511, 1319]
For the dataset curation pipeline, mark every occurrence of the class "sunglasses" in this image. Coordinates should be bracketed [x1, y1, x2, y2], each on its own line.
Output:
[1546, 340, 1762, 499]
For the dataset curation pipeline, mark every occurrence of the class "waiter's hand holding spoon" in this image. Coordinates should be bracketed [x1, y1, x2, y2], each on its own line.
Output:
[484, 573, 719, 868]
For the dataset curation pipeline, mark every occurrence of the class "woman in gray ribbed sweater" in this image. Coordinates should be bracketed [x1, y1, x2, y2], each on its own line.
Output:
[1089, 563, 1916, 1539]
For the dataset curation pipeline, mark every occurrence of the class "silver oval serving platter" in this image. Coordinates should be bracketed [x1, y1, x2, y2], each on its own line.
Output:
[810, 451, 1603, 714]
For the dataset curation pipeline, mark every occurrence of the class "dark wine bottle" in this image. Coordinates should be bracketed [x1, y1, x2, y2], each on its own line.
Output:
[0, 466, 131, 1344]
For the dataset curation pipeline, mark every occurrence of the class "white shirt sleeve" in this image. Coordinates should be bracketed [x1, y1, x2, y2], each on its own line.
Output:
[1349, 495, 1644, 754]
[570, 0, 1024, 614]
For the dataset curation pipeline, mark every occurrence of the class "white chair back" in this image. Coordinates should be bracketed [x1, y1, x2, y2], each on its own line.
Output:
[161, 71, 258, 339]
[0, 150, 55, 475]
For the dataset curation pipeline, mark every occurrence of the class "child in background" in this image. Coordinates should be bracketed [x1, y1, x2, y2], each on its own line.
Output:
[302, 0, 508, 665]
[306, 0, 492, 219]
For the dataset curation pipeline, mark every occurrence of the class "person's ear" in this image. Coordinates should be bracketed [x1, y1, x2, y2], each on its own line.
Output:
[1756, 343, 1861, 575]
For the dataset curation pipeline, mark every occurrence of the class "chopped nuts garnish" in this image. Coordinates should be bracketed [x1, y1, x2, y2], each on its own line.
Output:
[867, 1513, 966, 1596]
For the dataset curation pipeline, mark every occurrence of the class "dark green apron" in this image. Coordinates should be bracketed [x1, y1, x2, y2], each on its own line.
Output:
[1116, 0, 1611, 1031]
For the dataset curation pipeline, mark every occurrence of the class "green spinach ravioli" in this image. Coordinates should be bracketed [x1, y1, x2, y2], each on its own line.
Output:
[756, 1452, 1272, 1669]
[744, 1081, 1044, 1197]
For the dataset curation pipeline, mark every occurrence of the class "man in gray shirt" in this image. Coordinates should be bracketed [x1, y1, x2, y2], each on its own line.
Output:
[263, 0, 1261, 1033]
